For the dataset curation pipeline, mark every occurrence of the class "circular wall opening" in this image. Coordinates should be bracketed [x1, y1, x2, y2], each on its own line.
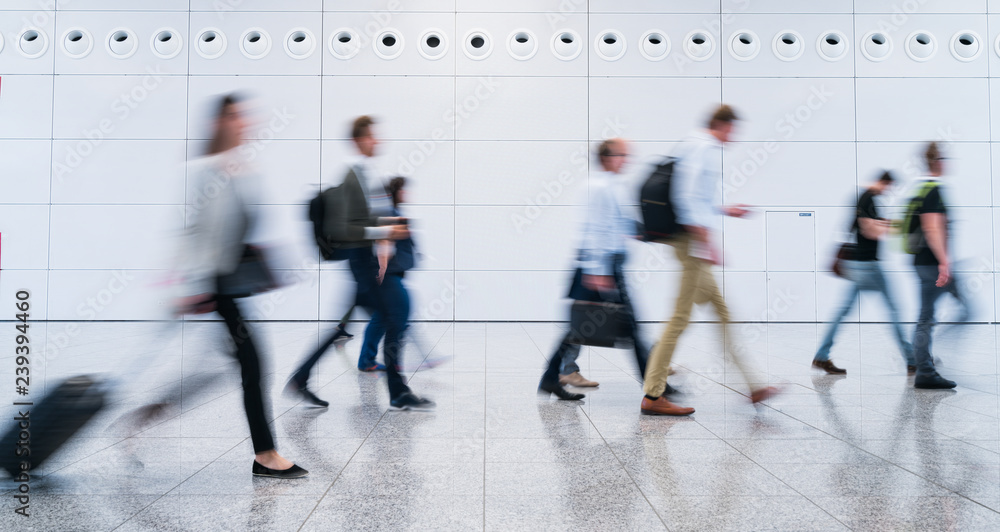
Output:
[463, 29, 493, 60]
[639, 30, 670, 61]
[328, 28, 360, 60]
[905, 30, 936, 62]
[150, 28, 182, 59]
[550, 29, 582, 61]
[507, 29, 538, 60]
[283, 28, 315, 59]
[419, 28, 449, 60]
[951, 30, 982, 61]
[816, 30, 848, 61]
[861, 31, 892, 61]
[684, 30, 715, 61]
[196, 28, 227, 59]
[772, 30, 803, 61]
[373, 28, 404, 60]
[729, 30, 759, 61]
[594, 29, 626, 61]
[62, 28, 93, 59]
[240, 28, 271, 59]
[107, 28, 137, 59]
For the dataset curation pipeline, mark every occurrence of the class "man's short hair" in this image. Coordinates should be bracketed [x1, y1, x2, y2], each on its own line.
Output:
[708, 104, 739, 129]
[924, 142, 941, 170]
[877, 170, 895, 183]
[351, 115, 374, 140]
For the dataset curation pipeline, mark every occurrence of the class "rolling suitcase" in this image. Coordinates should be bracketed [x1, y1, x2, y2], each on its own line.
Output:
[1, 375, 106, 477]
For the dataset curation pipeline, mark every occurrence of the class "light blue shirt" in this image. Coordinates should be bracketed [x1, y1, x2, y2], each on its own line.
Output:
[579, 170, 633, 276]
[671, 129, 724, 232]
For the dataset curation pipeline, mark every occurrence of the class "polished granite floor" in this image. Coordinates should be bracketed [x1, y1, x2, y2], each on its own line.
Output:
[2, 320, 1000, 531]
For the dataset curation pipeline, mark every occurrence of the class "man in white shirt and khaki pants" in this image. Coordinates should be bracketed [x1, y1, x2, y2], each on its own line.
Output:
[641, 105, 778, 415]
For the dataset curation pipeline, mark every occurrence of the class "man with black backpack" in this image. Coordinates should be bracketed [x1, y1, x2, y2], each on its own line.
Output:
[641, 105, 778, 415]
[905, 142, 966, 389]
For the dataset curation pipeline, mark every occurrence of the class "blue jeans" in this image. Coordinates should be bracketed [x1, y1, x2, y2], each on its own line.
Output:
[559, 344, 582, 375]
[358, 273, 410, 369]
[913, 265, 967, 377]
[815, 260, 913, 364]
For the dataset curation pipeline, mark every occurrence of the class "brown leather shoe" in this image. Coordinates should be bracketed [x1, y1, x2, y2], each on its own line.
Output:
[812, 359, 847, 375]
[559, 372, 599, 387]
[750, 386, 779, 404]
[640, 396, 694, 416]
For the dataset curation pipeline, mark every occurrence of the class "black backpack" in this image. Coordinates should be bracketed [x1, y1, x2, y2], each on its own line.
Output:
[639, 157, 683, 242]
[308, 186, 348, 261]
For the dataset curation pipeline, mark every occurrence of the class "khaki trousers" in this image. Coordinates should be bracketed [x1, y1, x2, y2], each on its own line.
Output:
[643, 234, 758, 397]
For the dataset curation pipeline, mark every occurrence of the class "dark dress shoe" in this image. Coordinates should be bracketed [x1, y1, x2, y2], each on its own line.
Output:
[285, 381, 329, 407]
[812, 359, 847, 375]
[252, 461, 308, 479]
[915, 373, 957, 389]
[538, 382, 584, 401]
[337, 325, 354, 339]
[390, 392, 436, 411]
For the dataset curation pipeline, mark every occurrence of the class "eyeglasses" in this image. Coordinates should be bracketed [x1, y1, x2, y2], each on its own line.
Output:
[604, 153, 627, 158]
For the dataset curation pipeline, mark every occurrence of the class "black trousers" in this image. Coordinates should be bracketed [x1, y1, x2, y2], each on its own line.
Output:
[215, 294, 275, 454]
[541, 254, 648, 386]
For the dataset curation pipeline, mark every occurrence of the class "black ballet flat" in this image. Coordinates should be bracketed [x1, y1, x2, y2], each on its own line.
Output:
[252, 461, 309, 479]
[538, 382, 584, 401]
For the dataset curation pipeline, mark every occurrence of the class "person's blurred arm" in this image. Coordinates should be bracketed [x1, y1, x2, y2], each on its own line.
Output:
[376, 240, 391, 284]
[858, 217, 890, 240]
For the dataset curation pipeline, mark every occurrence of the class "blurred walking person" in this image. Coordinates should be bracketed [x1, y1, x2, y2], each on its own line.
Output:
[538, 138, 683, 410]
[642, 105, 778, 415]
[179, 94, 307, 478]
[813, 171, 914, 375]
[905, 142, 968, 389]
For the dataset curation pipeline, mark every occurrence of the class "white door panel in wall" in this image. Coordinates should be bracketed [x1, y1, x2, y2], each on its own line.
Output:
[853, 15, 988, 78]
[859, 142, 991, 209]
[52, 140, 186, 204]
[323, 76, 455, 140]
[321, 140, 455, 205]
[723, 141, 857, 207]
[321, 12, 454, 76]
[55, 11, 189, 75]
[188, 11, 322, 75]
[0, 271, 48, 320]
[766, 272, 817, 322]
[722, 0, 853, 13]
[454, 205, 577, 270]
[722, 78, 856, 142]
[455, 141, 588, 205]
[455, 77, 587, 141]
[0, 76, 54, 139]
[188, 76, 320, 140]
[723, 213, 766, 272]
[455, 270, 567, 321]
[724, 271, 768, 322]
[49, 205, 184, 270]
[766, 211, 816, 272]
[46, 270, 168, 320]
[52, 75, 187, 140]
[587, 14, 722, 78]
[589, 77, 722, 142]
[721, 15, 855, 78]
[456, 12, 587, 77]
[0, 205, 49, 269]
[858, 78, 990, 142]
[0, 140, 51, 203]
[401, 205, 455, 272]
[0, 15, 55, 75]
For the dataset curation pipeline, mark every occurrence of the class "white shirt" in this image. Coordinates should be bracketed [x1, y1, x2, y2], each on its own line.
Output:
[579, 170, 633, 276]
[346, 155, 393, 240]
[671, 129, 724, 233]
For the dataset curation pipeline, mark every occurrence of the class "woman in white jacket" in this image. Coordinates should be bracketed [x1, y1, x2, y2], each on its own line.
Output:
[179, 94, 306, 478]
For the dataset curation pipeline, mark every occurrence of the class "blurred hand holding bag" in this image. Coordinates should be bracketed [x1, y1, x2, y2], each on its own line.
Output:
[217, 245, 280, 297]
[565, 268, 628, 347]
[830, 243, 856, 279]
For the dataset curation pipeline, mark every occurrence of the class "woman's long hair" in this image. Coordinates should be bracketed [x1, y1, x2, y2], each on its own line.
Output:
[205, 93, 242, 156]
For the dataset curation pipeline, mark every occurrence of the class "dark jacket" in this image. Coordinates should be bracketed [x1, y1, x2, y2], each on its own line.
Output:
[326, 167, 385, 249]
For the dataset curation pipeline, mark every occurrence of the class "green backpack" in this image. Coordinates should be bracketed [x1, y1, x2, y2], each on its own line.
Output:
[901, 181, 939, 254]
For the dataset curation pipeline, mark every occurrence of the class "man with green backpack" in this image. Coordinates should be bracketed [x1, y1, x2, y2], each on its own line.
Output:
[903, 142, 966, 389]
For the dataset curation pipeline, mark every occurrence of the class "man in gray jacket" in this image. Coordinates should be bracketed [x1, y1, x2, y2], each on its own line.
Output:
[289, 116, 433, 410]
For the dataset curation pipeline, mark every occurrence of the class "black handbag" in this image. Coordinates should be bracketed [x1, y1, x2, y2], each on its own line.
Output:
[568, 300, 627, 347]
[217, 245, 279, 297]
[831, 243, 856, 279]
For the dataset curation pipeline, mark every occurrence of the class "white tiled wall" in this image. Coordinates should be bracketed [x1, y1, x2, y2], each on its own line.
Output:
[1, 2, 997, 324]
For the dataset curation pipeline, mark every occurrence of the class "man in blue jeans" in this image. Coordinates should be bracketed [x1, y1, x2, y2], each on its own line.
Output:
[909, 142, 965, 389]
[813, 171, 914, 375]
